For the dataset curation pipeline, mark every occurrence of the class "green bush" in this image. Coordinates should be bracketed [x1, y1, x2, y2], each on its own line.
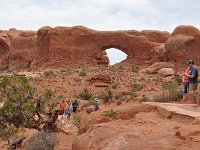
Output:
[118, 66, 125, 73]
[174, 76, 182, 85]
[104, 109, 116, 119]
[44, 71, 54, 77]
[154, 93, 168, 102]
[0, 125, 18, 145]
[0, 74, 55, 144]
[79, 88, 93, 100]
[132, 66, 139, 73]
[0, 74, 36, 128]
[73, 113, 81, 127]
[170, 89, 183, 101]
[79, 69, 87, 76]
[131, 83, 143, 92]
[25, 131, 58, 150]
[129, 91, 137, 99]
[162, 81, 178, 91]
[100, 89, 113, 103]
[112, 83, 118, 89]
[114, 93, 124, 100]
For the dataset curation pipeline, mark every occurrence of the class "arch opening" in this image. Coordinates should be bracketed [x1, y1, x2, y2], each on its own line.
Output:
[106, 48, 128, 65]
[95, 48, 128, 66]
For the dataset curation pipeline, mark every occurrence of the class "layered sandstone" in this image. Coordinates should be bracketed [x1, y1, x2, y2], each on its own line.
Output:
[0, 25, 200, 70]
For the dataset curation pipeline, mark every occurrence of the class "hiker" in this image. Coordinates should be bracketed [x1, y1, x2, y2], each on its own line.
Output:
[72, 99, 79, 113]
[59, 100, 66, 120]
[186, 60, 199, 92]
[182, 66, 190, 101]
[65, 101, 72, 123]
[94, 97, 99, 111]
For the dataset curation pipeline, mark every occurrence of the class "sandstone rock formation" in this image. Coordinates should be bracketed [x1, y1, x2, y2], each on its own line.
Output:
[87, 74, 112, 87]
[164, 25, 200, 67]
[144, 62, 174, 74]
[0, 25, 200, 70]
[158, 68, 175, 77]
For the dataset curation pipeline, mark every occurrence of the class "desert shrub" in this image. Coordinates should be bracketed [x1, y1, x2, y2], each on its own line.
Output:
[174, 76, 182, 85]
[112, 83, 118, 89]
[129, 91, 137, 99]
[131, 83, 143, 92]
[161, 81, 182, 100]
[0, 74, 55, 145]
[79, 69, 87, 76]
[100, 89, 113, 103]
[0, 74, 36, 128]
[154, 81, 182, 102]
[114, 93, 124, 100]
[138, 96, 151, 102]
[116, 100, 122, 105]
[154, 93, 168, 102]
[73, 113, 81, 127]
[25, 131, 58, 150]
[0, 125, 18, 145]
[44, 71, 54, 77]
[145, 69, 151, 74]
[79, 88, 93, 100]
[104, 109, 116, 119]
[118, 66, 125, 73]
[132, 66, 139, 73]
[162, 81, 178, 91]
[170, 89, 183, 100]
[0, 66, 8, 72]
[39, 89, 55, 112]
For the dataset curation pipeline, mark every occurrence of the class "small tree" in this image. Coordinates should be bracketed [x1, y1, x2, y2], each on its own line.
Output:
[0, 74, 57, 146]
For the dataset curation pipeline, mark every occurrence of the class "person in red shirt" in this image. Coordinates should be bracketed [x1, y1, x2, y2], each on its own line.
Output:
[182, 66, 190, 101]
[60, 100, 66, 110]
[60, 100, 66, 121]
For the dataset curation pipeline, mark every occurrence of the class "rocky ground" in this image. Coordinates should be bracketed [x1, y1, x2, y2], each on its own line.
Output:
[0, 63, 200, 150]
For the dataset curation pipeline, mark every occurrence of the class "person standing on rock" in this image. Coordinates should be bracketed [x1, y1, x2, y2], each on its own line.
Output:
[182, 66, 190, 101]
[186, 60, 199, 92]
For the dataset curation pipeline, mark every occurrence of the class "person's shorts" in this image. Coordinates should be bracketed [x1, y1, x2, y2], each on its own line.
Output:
[183, 84, 189, 93]
[189, 83, 198, 92]
[65, 111, 71, 117]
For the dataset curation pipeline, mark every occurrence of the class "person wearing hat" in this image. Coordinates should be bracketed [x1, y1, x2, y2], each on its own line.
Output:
[186, 60, 199, 91]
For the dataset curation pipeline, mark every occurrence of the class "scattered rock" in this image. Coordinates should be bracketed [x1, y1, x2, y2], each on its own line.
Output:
[144, 62, 174, 74]
[158, 68, 175, 77]
[87, 74, 112, 84]
[86, 108, 93, 114]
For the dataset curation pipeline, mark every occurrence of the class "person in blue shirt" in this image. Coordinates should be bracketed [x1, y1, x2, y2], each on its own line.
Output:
[186, 60, 198, 91]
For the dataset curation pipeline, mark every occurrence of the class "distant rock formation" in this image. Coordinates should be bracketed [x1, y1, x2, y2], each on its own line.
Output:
[0, 25, 200, 70]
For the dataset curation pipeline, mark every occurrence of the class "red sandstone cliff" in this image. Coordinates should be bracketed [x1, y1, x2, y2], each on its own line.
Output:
[0, 25, 199, 70]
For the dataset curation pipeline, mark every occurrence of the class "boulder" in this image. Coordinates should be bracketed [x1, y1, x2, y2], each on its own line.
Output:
[144, 62, 174, 74]
[158, 68, 175, 77]
[87, 74, 112, 84]
[175, 125, 200, 142]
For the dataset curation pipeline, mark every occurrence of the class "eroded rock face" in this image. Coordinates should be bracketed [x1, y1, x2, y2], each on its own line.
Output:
[95, 51, 109, 66]
[87, 74, 112, 87]
[0, 29, 37, 70]
[36, 26, 153, 68]
[0, 25, 200, 70]
[164, 25, 200, 67]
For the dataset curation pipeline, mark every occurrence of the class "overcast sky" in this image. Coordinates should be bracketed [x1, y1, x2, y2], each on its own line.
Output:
[1, 0, 200, 32]
[1, 0, 199, 64]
